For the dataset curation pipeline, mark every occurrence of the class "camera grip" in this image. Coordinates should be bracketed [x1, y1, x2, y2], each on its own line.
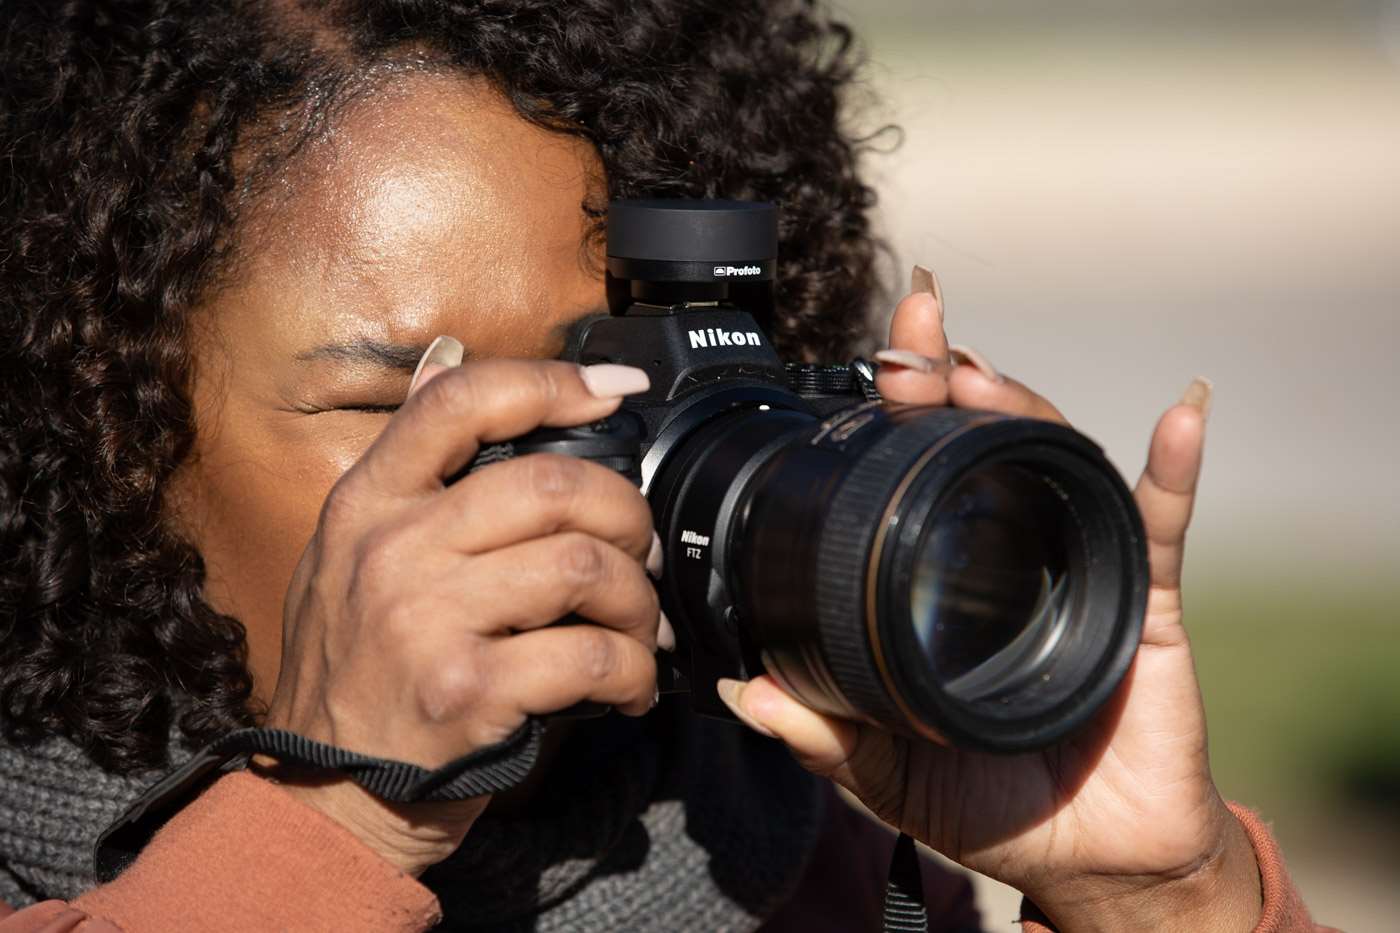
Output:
[501, 413, 645, 482]
[457, 414, 649, 721]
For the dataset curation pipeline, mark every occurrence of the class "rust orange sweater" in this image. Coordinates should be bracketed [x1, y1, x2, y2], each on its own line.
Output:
[0, 771, 1331, 932]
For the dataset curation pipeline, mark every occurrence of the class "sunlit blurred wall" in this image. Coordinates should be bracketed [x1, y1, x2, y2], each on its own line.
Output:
[839, 0, 1400, 587]
[833, 3, 1400, 929]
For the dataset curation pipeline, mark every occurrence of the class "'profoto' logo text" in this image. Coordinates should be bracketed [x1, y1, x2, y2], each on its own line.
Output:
[713, 265, 762, 277]
[688, 328, 763, 349]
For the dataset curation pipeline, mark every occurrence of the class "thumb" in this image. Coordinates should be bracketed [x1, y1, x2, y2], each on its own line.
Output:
[716, 675, 856, 773]
[873, 265, 952, 405]
[716, 676, 907, 820]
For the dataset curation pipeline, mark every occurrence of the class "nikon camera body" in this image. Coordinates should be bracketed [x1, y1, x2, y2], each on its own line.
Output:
[509, 200, 1149, 753]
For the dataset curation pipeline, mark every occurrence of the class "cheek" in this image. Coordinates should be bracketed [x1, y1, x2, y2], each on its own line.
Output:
[184, 412, 386, 624]
[192, 450, 332, 613]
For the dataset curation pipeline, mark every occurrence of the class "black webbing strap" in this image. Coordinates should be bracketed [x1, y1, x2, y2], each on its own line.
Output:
[882, 832, 930, 932]
[94, 720, 544, 882]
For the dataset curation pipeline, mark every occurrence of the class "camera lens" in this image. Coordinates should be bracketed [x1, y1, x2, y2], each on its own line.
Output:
[653, 403, 1148, 752]
[910, 463, 1076, 704]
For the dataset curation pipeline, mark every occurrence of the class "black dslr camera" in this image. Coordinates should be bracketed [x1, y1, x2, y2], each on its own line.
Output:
[512, 200, 1148, 751]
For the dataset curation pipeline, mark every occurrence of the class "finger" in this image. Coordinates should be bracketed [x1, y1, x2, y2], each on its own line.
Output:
[428, 453, 655, 562]
[407, 334, 465, 395]
[353, 358, 649, 499]
[716, 675, 853, 765]
[1134, 381, 1210, 592]
[465, 532, 661, 645]
[947, 359, 1070, 425]
[716, 676, 906, 813]
[491, 625, 658, 716]
[875, 271, 951, 405]
[891, 264, 947, 357]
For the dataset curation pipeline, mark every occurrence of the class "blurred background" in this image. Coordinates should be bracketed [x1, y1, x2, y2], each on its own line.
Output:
[833, 1, 1400, 929]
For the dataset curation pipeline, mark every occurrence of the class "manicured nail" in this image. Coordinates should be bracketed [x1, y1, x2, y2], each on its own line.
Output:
[408, 335, 464, 396]
[1179, 376, 1213, 420]
[580, 363, 650, 398]
[949, 344, 1004, 384]
[911, 264, 944, 309]
[873, 348, 944, 374]
[715, 678, 777, 738]
[657, 610, 676, 652]
[646, 531, 664, 577]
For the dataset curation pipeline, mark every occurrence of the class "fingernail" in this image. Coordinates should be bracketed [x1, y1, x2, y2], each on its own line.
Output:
[715, 678, 777, 738]
[580, 363, 650, 398]
[408, 335, 464, 396]
[657, 609, 676, 652]
[646, 531, 664, 577]
[873, 348, 943, 374]
[911, 263, 944, 309]
[652, 685, 660, 709]
[1179, 376, 1214, 420]
[949, 344, 1004, 384]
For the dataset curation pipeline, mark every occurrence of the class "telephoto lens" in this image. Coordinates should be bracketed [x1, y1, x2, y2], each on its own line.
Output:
[546, 199, 1150, 752]
[724, 404, 1148, 751]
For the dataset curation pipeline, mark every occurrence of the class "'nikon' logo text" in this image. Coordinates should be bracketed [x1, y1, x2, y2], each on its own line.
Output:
[688, 328, 762, 349]
[713, 265, 762, 277]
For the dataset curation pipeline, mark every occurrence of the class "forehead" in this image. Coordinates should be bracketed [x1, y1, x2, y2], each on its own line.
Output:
[226, 72, 604, 354]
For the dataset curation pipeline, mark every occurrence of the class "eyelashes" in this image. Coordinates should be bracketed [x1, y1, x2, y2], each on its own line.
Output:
[341, 404, 400, 415]
[293, 402, 401, 416]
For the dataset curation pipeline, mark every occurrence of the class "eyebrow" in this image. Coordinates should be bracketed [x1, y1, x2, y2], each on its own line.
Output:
[295, 308, 612, 371]
[295, 338, 427, 371]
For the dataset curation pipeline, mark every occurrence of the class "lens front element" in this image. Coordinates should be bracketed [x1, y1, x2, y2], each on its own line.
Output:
[910, 464, 1077, 707]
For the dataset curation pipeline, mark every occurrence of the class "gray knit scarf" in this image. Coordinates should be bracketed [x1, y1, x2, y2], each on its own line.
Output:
[0, 703, 824, 931]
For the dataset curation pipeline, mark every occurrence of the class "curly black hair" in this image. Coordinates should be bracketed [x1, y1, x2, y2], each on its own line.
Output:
[0, 0, 887, 773]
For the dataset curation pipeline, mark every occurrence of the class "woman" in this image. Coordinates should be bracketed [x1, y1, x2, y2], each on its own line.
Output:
[0, 1, 1327, 930]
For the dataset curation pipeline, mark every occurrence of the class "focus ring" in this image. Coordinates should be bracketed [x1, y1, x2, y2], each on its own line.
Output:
[813, 409, 1002, 738]
[813, 447, 906, 729]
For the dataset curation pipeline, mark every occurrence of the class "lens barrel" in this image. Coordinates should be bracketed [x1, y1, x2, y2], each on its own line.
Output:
[653, 401, 1148, 752]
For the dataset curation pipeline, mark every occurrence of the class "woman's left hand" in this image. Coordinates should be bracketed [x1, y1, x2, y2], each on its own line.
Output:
[717, 268, 1263, 932]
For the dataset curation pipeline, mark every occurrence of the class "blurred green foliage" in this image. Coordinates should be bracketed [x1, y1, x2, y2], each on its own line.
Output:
[1191, 579, 1400, 849]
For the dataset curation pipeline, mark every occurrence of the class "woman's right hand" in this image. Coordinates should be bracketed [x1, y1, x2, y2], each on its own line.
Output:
[261, 340, 664, 876]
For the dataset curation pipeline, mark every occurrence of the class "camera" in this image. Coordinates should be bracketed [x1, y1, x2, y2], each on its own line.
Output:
[507, 199, 1148, 752]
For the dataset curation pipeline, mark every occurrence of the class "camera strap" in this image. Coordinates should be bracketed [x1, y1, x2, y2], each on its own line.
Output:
[884, 832, 930, 932]
[93, 720, 543, 883]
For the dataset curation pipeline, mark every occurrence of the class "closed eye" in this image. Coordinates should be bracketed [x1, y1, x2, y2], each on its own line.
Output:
[341, 404, 400, 415]
[290, 402, 401, 415]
